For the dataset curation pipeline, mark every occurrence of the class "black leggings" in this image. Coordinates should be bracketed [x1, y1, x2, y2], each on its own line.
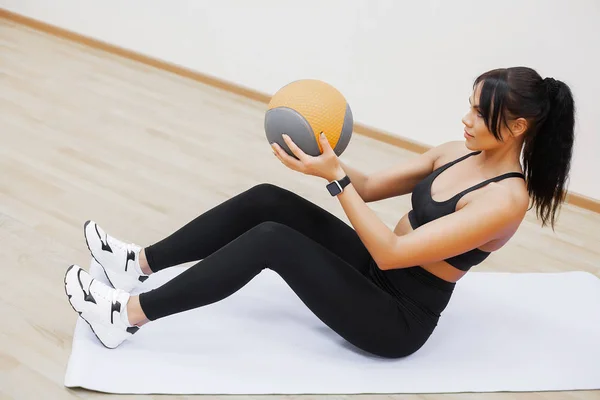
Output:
[139, 183, 456, 358]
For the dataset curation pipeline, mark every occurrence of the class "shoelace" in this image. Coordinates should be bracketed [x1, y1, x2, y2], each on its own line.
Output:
[91, 279, 124, 305]
[106, 233, 131, 253]
[90, 280, 127, 326]
[107, 234, 140, 263]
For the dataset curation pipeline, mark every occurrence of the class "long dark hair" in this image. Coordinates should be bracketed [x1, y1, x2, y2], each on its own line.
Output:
[473, 67, 575, 229]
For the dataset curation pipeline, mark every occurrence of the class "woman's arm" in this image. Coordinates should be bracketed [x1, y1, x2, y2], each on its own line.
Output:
[335, 179, 528, 269]
[337, 160, 370, 201]
[272, 135, 526, 270]
[338, 141, 459, 203]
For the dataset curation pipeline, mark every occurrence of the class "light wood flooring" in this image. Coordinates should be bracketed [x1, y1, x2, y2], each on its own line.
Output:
[0, 19, 599, 400]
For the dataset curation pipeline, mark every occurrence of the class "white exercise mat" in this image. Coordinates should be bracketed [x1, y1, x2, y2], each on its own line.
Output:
[64, 259, 600, 394]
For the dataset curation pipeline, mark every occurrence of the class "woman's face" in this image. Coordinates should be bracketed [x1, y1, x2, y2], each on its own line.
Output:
[461, 82, 527, 151]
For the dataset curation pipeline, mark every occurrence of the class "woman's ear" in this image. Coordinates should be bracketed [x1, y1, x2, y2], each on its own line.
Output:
[510, 117, 529, 137]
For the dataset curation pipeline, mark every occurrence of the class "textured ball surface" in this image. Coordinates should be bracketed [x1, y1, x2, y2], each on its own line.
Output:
[265, 79, 353, 158]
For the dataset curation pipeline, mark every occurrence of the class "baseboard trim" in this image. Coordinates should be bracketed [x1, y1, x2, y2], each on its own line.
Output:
[1, 8, 598, 214]
[565, 192, 600, 214]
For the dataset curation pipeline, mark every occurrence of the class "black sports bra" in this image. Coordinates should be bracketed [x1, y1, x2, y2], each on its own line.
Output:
[408, 151, 525, 271]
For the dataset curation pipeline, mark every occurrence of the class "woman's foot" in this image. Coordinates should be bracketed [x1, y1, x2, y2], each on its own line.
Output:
[83, 220, 150, 292]
[64, 264, 140, 348]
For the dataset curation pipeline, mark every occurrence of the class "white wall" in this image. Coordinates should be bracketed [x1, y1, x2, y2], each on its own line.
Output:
[2, 0, 599, 200]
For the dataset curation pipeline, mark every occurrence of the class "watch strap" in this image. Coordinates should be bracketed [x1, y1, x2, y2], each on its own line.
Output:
[326, 175, 351, 196]
[336, 175, 351, 189]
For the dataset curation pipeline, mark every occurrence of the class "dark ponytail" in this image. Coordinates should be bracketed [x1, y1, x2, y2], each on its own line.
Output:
[522, 78, 575, 228]
[474, 67, 575, 229]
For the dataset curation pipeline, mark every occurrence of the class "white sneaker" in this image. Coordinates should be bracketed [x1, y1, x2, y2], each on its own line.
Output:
[83, 220, 149, 292]
[64, 264, 139, 349]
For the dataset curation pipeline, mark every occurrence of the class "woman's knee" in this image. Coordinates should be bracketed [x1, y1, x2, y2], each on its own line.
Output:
[246, 183, 284, 199]
[247, 222, 302, 265]
[244, 183, 301, 213]
[252, 221, 293, 240]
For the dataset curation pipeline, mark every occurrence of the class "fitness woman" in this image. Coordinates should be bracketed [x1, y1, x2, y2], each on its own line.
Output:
[64, 66, 575, 358]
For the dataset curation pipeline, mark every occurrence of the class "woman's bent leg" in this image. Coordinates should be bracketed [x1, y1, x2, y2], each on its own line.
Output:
[145, 183, 371, 275]
[138, 222, 413, 358]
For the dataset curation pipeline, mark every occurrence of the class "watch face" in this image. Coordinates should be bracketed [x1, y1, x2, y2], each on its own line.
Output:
[327, 182, 342, 196]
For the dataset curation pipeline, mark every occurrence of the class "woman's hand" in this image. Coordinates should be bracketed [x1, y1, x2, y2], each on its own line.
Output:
[271, 133, 346, 182]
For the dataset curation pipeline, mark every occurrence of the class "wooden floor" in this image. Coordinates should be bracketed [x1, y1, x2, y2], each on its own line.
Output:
[1, 19, 599, 400]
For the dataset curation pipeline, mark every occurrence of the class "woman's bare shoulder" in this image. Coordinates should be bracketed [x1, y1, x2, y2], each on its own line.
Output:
[429, 141, 473, 169]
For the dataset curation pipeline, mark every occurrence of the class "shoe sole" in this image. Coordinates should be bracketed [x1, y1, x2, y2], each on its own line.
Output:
[63, 264, 116, 350]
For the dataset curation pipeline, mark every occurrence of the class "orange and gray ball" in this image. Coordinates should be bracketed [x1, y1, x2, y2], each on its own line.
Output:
[265, 79, 353, 158]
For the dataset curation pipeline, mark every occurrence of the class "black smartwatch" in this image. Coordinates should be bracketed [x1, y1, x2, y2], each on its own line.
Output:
[326, 175, 351, 196]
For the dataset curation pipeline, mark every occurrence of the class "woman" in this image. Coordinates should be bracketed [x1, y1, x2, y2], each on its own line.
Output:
[64, 66, 575, 358]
